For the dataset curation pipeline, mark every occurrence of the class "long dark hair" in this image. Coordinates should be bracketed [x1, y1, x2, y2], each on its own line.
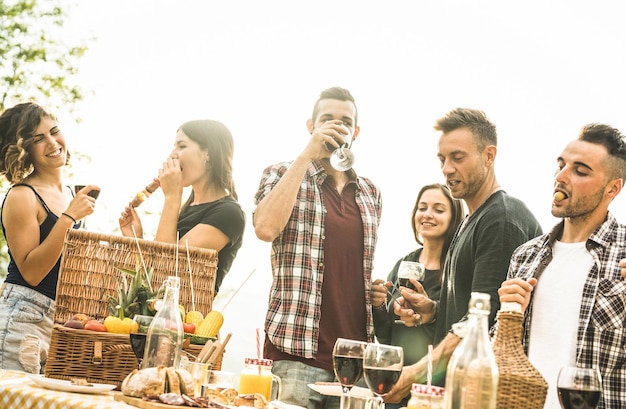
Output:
[178, 120, 237, 207]
[410, 183, 464, 276]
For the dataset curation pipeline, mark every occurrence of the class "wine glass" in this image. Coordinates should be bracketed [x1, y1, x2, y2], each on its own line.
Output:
[74, 184, 101, 200]
[332, 338, 367, 394]
[73, 184, 100, 229]
[397, 261, 425, 291]
[129, 315, 153, 369]
[363, 343, 403, 402]
[329, 130, 355, 171]
[557, 366, 602, 409]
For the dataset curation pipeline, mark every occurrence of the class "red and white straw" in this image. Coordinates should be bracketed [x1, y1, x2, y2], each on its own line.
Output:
[427, 344, 433, 386]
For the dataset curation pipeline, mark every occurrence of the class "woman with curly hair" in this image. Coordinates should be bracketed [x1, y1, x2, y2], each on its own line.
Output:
[0, 102, 98, 373]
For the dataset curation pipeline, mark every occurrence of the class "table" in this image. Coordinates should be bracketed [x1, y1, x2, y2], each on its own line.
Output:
[0, 370, 134, 409]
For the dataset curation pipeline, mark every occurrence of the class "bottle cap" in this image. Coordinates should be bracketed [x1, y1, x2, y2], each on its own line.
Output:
[500, 301, 522, 313]
[468, 292, 491, 315]
[166, 276, 181, 288]
[245, 357, 273, 367]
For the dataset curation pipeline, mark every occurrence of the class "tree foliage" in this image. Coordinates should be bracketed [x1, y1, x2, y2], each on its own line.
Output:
[0, 0, 89, 112]
[0, 0, 91, 275]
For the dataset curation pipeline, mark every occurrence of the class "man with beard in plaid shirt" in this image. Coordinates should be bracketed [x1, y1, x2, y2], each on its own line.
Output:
[498, 123, 626, 409]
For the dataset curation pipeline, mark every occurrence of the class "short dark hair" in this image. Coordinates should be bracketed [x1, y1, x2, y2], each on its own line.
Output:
[311, 87, 358, 126]
[578, 123, 626, 181]
[434, 108, 497, 150]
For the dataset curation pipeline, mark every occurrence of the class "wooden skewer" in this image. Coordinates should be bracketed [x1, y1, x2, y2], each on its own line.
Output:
[220, 268, 256, 313]
[185, 240, 195, 313]
[175, 232, 179, 278]
[208, 332, 232, 366]
[197, 340, 216, 363]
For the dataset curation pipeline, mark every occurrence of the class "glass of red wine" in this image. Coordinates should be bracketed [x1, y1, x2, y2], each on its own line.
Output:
[130, 315, 153, 369]
[74, 184, 101, 199]
[73, 184, 100, 229]
[332, 338, 367, 394]
[557, 366, 602, 409]
[363, 342, 403, 408]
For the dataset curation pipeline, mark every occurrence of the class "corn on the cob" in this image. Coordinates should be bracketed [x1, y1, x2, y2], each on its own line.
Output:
[185, 310, 204, 327]
[196, 310, 224, 338]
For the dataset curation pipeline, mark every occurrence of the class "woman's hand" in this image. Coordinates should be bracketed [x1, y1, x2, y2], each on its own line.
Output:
[158, 157, 184, 198]
[119, 203, 143, 238]
[393, 279, 436, 325]
[64, 184, 99, 221]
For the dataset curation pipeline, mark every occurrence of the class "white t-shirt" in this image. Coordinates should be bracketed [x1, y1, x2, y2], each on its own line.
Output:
[528, 240, 593, 409]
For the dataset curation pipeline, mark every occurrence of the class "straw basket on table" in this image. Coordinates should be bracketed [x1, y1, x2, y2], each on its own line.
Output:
[45, 229, 221, 389]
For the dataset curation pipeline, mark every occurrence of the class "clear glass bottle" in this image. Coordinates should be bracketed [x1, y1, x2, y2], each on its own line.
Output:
[444, 292, 498, 409]
[142, 276, 183, 369]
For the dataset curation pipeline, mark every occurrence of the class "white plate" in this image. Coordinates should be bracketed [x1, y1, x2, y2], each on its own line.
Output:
[27, 375, 116, 394]
[307, 383, 372, 397]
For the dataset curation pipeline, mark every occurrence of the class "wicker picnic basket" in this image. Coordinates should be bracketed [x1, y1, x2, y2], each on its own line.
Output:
[492, 304, 548, 408]
[45, 229, 221, 389]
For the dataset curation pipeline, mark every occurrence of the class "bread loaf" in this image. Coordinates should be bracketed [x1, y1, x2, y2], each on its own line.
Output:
[121, 366, 194, 398]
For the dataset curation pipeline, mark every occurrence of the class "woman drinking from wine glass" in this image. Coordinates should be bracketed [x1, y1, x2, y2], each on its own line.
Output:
[370, 183, 463, 407]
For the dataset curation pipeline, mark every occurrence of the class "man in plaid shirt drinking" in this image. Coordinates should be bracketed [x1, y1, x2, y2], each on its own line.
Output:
[253, 87, 382, 409]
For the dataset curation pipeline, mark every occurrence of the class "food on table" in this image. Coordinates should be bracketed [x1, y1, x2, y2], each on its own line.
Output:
[64, 319, 85, 329]
[130, 178, 160, 208]
[121, 366, 194, 397]
[120, 366, 270, 408]
[185, 310, 204, 327]
[108, 263, 155, 319]
[70, 378, 93, 387]
[196, 310, 224, 338]
[203, 388, 230, 404]
[183, 322, 196, 334]
[83, 319, 107, 332]
[233, 393, 268, 408]
[104, 315, 134, 334]
[64, 313, 94, 329]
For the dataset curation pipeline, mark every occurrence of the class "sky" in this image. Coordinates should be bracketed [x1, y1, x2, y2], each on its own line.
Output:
[55, 0, 626, 378]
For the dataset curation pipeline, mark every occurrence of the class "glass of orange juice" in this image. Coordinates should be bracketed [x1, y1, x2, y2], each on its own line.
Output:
[239, 358, 281, 401]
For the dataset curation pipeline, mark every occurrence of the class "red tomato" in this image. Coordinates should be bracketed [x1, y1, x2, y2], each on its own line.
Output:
[84, 320, 107, 332]
[183, 323, 196, 334]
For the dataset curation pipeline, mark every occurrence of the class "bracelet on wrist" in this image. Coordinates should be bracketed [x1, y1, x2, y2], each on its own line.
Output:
[373, 303, 387, 311]
[61, 212, 77, 224]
